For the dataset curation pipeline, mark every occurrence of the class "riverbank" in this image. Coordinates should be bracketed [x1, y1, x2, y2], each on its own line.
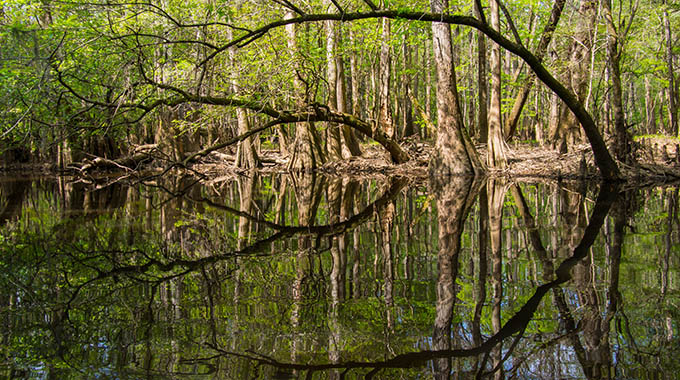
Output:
[3, 137, 680, 185]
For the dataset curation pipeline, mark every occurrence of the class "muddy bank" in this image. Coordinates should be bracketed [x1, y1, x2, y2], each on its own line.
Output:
[3, 138, 680, 185]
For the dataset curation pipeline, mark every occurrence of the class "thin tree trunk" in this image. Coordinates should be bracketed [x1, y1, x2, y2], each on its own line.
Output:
[379, 18, 394, 138]
[504, 0, 566, 140]
[348, 28, 362, 120]
[663, 0, 677, 135]
[425, 40, 433, 140]
[337, 49, 362, 156]
[487, 0, 506, 168]
[402, 34, 415, 137]
[325, 13, 342, 161]
[285, 11, 324, 170]
[602, 0, 630, 163]
[474, 0, 488, 143]
[645, 77, 657, 134]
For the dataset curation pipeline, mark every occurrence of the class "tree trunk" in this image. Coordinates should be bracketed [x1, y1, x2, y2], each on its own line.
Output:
[325, 13, 343, 161]
[285, 11, 324, 170]
[474, 1, 488, 144]
[551, 0, 597, 153]
[425, 39, 433, 140]
[602, 0, 631, 163]
[337, 32, 362, 156]
[429, 0, 485, 178]
[379, 18, 394, 138]
[663, 0, 678, 135]
[504, 0, 566, 140]
[487, 0, 506, 168]
[348, 28, 363, 120]
[402, 34, 415, 137]
[645, 77, 657, 134]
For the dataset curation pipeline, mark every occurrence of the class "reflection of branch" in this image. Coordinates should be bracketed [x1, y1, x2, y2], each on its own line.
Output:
[190, 177, 408, 236]
[217, 182, 619, 377]
[61, 178, 407, 311]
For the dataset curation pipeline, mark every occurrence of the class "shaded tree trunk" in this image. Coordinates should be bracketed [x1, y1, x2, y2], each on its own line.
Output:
[379, 18, 394, 138]
[229, 25, 259, 169]
[663, 0, 678, 135]
[429, 0, 485, 177]
[285, 11, 325, 170]
[336, 33, 362, 157]
[473, 0, 488, 144]
[602, 0, 632, 163]
[504, 0, 566, 140]
[325, 12, 343, 161]
[487, 0, 506, 168]
[550, 0, 597, 153]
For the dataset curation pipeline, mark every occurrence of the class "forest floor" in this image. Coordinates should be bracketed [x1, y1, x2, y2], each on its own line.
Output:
[192, 135, 680, 185]
[4, 136, 680, 186]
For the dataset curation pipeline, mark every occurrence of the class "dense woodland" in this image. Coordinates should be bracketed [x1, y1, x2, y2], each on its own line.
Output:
[0, 0, 679, 179]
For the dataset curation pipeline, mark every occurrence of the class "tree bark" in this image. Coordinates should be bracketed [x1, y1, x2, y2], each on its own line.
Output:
[379, 18, 394, 138]
[325, 12, 343, 161]
[487, 0, 506, 168]
[336, 32, 363, 156]
[645, 77, 657, 134]
[229, 23, 259, 169]
[504, 0, 566, 140]
[602, 0, 631, 163]
[473, 0, 488, 144]
[285, 11, 324, 170]
[663, 0, 678, 136]
[550, 0, 597, 153]
[430, 0, 485, 177]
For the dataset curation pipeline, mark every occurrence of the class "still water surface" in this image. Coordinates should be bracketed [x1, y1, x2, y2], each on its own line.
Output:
[0, 173, 677, 379]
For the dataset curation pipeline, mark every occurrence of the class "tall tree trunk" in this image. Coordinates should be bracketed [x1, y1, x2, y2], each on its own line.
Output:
[487, 0, 506, 168]
[337, 31, 362, 156]
[285, 11, 324, 170]
[424, 40, 433, 140]
[430, 0, 485, 177]
[663, 0, 678, 136]
[230, 37, 259, 168]
[645, 77, 657, 134]
[402, 34, 415, 137]
[325, 12, 342, 161]
[474, 0, 488, 143]
[551, 0, 597, 153]
[348, 28, 363, 120]
[602, 0, 631, 163]
[504, 0, 566, 140]
[379, 18, 394, 138]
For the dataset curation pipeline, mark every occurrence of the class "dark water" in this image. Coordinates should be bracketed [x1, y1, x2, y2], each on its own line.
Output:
[0, 173, 677, 379]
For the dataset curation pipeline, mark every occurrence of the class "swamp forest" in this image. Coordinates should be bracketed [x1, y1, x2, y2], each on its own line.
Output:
[0, 0, 679, 378]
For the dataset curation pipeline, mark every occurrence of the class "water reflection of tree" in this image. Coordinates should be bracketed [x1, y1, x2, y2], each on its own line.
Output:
[432, 176, 482, 379]
[6, 175, 680, 378]
[511, 181, 630, 379]
[229, 180, 618, 378]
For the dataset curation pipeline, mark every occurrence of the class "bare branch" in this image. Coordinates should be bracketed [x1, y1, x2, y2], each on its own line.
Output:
[329, 0, 345, 14]
[498, 0, 523, 47]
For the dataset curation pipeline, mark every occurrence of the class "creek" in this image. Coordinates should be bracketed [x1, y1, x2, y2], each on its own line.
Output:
[0, 173, 677, 379]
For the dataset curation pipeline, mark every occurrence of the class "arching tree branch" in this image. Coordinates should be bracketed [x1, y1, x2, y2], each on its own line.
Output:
[200, 9, 620, 179]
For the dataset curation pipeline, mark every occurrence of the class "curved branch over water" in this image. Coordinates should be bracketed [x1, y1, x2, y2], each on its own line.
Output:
[203, 9, 620, 180]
